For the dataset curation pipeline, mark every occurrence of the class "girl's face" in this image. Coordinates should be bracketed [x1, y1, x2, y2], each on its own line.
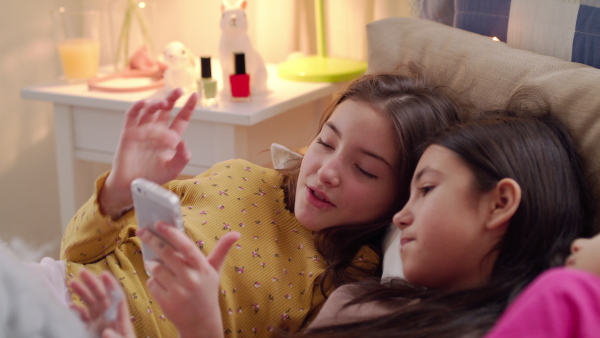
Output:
[393, 145, 500, 291]
[567, 234, 600, 277]
[295, 99, 398, 232]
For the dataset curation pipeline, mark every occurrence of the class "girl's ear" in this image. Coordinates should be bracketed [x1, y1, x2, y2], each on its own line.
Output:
[486, 178, 521, 231]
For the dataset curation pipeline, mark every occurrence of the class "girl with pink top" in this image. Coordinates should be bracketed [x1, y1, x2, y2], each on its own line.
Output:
[486, 234, 600, 338]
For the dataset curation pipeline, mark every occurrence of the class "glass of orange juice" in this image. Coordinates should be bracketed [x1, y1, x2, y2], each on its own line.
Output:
[52, 8, 100, 81]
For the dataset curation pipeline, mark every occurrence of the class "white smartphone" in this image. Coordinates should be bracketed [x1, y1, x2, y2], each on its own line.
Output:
[131, 178, 184, 262]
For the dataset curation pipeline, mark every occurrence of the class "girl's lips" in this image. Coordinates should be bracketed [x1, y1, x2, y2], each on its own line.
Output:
[305, 187, 335, 209]
[400, 237, 414, 246]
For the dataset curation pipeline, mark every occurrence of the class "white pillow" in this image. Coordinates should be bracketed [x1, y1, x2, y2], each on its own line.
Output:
[381, 225, 404, 281]
[0, 242, 88, 337]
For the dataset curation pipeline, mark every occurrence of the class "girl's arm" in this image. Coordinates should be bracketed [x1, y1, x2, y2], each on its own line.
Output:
[139, 222, 240, 338]
[60, 175, 137, 263]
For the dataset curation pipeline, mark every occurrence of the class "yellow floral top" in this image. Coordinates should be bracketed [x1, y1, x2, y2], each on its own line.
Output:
[61, 159, 334, 337]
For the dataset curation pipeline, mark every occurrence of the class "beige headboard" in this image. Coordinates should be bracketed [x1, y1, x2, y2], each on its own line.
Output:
[367, 17, 600, 233]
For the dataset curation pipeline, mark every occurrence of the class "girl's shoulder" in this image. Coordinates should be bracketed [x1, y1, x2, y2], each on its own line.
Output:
[172, 158, 292, 214]
[204, 159, 279, 179]
[529, 267, 600, 293]
[169, 159, 282, 189]
[307, 284, 394, 330]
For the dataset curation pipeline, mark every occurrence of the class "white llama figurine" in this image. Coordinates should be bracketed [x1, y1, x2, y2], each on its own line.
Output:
[219, 0, 268, 98]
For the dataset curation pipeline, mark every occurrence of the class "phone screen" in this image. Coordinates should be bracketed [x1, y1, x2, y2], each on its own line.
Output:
[131, 178, 183, 262]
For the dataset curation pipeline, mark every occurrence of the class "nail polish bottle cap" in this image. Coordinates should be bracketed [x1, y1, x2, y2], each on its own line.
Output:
[200, 56, 212, 78]
[234, 52, 246, 75]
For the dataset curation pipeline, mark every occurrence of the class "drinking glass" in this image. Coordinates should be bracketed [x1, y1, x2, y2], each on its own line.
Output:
[52, 8, 100, 81]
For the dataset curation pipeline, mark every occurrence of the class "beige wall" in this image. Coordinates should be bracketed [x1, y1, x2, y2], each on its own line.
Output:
[1, 0, 70, 259]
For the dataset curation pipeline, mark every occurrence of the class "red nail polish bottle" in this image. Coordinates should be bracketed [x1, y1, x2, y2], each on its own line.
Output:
[230, 52, 251, 101]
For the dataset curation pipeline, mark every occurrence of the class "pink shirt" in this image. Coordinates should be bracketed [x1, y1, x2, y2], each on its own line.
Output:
[486, 267, 600, 338]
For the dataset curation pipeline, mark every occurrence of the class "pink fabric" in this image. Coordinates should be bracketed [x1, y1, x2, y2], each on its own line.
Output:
[23, 257, 71, 308]
[486, 267, 600, 338]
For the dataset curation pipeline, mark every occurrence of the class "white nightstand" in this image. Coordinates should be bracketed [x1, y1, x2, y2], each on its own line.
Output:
[21, 65, 344, 228]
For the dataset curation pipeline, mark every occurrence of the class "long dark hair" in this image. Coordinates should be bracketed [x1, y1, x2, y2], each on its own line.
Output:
[279, 64, 465, 293]
[303, 99, 593, 337]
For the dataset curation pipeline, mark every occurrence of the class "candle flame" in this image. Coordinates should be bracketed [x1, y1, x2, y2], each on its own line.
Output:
[492, 37, 500, 42]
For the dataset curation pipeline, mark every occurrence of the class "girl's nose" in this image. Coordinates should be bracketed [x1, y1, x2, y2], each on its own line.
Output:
[571, 238, 588, 254]
[393, 205, 413, 231]
[317, 157, 341, 187]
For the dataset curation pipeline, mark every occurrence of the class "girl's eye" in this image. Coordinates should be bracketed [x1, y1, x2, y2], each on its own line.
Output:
[316, 138, 333, 149]
[419, 185, 434, 195]
[357, 165, 377, 179]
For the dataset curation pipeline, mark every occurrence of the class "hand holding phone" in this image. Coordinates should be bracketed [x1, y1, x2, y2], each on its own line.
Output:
[131, 178, 183, 262]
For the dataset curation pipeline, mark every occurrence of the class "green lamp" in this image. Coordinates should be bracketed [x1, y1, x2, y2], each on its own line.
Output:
[277, 0, 367, 82]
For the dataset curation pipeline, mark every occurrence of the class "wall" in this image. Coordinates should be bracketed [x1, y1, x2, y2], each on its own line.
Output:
[1, 0, 70, 259]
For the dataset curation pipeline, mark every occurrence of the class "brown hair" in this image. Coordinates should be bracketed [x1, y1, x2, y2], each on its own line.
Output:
[278, 64, 465, 293]
[303, 93, 592, 337]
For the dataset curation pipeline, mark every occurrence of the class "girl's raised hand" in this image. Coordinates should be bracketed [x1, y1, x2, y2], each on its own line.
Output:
[138, 223, 240, 338]
[100, 89, 198, 218]
[69, 269, 135, 338]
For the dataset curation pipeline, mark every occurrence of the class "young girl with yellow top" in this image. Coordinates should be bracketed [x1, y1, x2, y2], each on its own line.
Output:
[62, 68, 464, 337]
[75, 104, 591, 338]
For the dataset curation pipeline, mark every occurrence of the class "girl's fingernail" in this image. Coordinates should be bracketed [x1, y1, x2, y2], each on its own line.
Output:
[137, 227, 147, 237]
[156, 222, 168, 232]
